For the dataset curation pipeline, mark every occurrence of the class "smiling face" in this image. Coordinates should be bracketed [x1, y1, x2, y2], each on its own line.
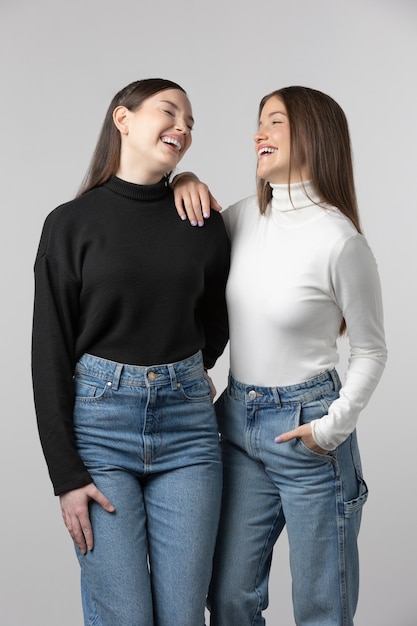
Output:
[114, 88, 194, 184]
[254, 95, 310, 185]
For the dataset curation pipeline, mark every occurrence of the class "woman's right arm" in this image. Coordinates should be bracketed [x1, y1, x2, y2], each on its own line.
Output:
[32, 249, 91, 495]
[33, 216, 115, 547]
[171, 172, 222, 226]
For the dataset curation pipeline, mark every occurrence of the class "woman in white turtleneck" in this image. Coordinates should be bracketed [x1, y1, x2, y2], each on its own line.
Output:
[173, 86, 387, 626]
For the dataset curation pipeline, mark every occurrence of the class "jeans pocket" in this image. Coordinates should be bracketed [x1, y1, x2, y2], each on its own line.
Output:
[298, 438, 331, 458]
[298, 399, 332, 457]
[344, 478, 369, 517]
[179, 376, 211, 402]
[74, 375, 110, 401]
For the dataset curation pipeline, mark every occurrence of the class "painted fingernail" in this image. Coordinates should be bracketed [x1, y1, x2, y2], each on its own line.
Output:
[181, 215, 187, 221]
[198, 221, 204, 227]
[191, 220, 197, 226]
[203, 212, 210, 218]
[275, 437, 282, 443]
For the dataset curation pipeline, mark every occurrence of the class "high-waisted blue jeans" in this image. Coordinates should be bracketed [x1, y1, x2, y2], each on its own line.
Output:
[72, 351, 222, 626]
[208, 370, 368, 626]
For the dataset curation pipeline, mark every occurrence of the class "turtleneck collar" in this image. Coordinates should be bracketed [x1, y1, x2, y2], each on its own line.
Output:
[270, 180, 322, 212]
[104, 175, 171, 202]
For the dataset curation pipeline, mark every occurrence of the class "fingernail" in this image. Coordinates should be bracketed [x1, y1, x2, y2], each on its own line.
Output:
[181, 215, 187, 221]
[191, 220, 197, 226]
[275, 437, 282, 443]
[198, 221, 204, 227]
[203, 212, 210, 218]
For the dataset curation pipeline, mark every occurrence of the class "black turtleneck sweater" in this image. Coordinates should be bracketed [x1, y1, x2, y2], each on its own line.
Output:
[32, 176, 230, 495]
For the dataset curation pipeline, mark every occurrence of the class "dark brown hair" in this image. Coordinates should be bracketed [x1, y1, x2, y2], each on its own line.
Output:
[256, 86, 361, 234]
[77, 78, 187, 196]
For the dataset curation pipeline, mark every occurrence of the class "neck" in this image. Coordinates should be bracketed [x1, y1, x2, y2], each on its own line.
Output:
[116, 150, 169, 185]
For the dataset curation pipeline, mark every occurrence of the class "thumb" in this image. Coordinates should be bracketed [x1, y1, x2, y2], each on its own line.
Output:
[91, 488, 115, 513]
[209, 192, 223, 212]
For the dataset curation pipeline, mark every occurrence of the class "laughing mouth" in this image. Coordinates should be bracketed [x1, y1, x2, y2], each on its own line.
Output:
[161, 136, 182, 151]
[258, 147, 277, 157]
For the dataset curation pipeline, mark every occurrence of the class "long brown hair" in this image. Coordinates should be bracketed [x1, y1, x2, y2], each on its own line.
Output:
[257, 86, 359, 335]
[256, 86, 361, 234]
[77, 78, 187, 196]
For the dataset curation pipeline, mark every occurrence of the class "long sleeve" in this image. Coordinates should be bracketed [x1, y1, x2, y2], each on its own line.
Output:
[32, 250, 93, 494]
[311, 235, 387, 449]
[199, 212, 230, 369]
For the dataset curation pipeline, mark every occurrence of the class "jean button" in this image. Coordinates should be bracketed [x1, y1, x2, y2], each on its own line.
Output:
[148, 371, 156, 381]
[248, 390, 257, 400]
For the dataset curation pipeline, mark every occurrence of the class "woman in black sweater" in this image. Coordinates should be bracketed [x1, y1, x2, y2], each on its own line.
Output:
[32, 78, 229, 626]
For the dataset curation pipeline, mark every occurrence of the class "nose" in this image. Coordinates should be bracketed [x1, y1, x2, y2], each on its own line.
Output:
[175, 117, 190, 135]
[254, 128, 267, 143]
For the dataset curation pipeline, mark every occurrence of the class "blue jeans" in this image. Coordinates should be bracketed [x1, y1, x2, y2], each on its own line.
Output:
[72, 351, 222, 626]
[208, 370, 368, 626]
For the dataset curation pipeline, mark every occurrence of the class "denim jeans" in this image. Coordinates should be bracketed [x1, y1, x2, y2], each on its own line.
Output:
[72, 351, 222, 626]
[208, 370, 368, 626]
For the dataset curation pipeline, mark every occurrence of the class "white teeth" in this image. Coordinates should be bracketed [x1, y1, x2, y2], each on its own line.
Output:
[258, 147, 277, 156]
[161, 137, 182, 150]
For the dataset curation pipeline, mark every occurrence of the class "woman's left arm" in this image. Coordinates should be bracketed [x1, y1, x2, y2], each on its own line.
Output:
[277, 235, 387, 451]
[313, 235, 387, 449]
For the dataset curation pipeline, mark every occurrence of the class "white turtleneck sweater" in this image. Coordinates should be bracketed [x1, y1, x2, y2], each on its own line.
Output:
[221, 181, 387, 450]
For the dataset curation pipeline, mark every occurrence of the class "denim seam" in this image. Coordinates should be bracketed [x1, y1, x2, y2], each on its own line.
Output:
[251, 502, 282, 626]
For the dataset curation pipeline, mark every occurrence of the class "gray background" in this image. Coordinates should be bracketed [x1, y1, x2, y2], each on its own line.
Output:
[1, 0, 416, 624]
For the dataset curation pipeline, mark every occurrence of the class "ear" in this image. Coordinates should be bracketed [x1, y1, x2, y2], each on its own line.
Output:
[113, 106, 131, 135]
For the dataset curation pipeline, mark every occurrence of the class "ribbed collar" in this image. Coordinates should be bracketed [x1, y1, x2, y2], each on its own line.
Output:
[268, 180, 328, 228]
[270, 180, 322, 212]
[104, 175, 171, 202]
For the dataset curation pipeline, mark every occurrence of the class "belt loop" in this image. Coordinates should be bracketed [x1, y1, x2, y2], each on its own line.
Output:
[111, 363, 124, 390]
[168, 364, 178, 391]
[272, 387, 282, 407]
[329, 368, 340, 392]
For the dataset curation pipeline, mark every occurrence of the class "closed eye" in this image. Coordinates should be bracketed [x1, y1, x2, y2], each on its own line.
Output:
[162, 109, 193, 130]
